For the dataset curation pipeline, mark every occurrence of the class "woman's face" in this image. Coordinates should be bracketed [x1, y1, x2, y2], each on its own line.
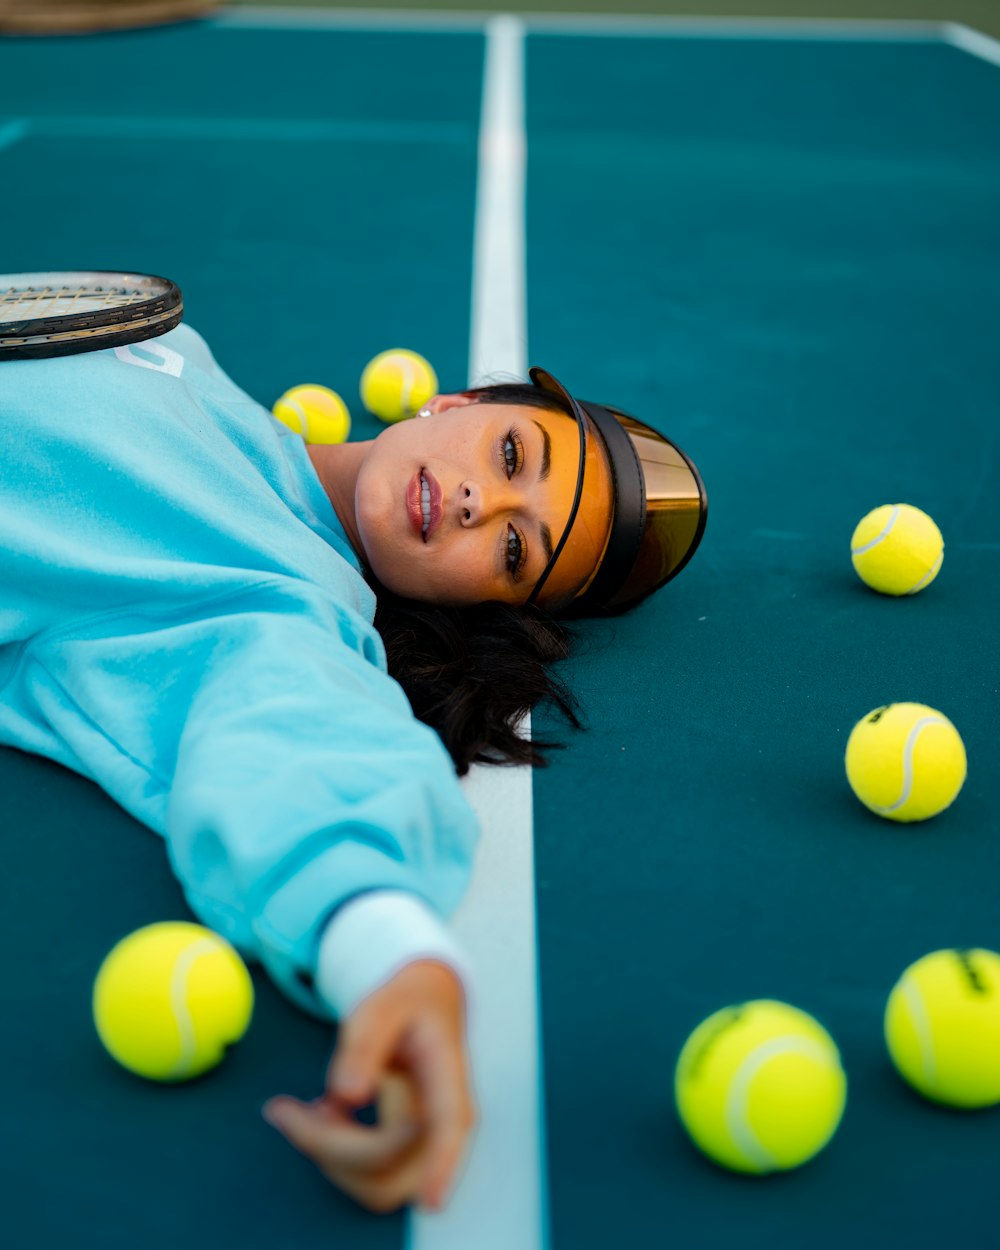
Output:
[353, 394, 614, 609]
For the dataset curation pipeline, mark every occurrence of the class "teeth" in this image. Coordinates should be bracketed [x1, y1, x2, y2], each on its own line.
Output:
[420, 474, 430, 534]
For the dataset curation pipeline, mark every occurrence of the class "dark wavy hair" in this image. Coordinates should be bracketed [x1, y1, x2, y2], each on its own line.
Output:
[371, 381, 585, 776]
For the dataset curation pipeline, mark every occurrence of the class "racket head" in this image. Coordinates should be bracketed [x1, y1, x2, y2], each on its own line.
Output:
[0, 271, 183, 360]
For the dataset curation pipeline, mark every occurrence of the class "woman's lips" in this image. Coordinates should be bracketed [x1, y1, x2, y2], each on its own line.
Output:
[423, 469, 443, 539]
[407, 468, 443, 542]
[407, 472, 423, 537]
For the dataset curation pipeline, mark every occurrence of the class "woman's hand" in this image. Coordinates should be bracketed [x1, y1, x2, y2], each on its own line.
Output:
[262, 960, 478, 1215]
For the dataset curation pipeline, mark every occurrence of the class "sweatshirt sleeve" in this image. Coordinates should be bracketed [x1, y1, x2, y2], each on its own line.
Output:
[22, 579, 480, 1022]
[317, 890, 476, 1021]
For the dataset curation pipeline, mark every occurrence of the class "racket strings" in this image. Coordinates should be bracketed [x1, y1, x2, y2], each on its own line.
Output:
[1, 285, 143, 318]
[1, 271, 182, 359]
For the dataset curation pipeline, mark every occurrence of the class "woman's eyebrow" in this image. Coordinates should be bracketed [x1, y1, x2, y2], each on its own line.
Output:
[540, 521, 554, 565]
[531, 420, 552, 482]
[530, 425, 555, 567]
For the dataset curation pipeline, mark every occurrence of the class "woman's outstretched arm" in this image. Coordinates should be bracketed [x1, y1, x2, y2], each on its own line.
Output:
[19, 580, 481, 1210]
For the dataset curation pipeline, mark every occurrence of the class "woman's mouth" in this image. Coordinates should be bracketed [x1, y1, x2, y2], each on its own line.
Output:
[408, 468, 442, 541]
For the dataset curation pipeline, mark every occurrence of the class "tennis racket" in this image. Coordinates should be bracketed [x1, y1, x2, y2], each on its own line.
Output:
[0, 271, 183, 361]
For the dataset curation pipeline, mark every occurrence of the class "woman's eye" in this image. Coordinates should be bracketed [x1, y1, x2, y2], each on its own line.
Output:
[506, 524, 526, 579]
[502, 428, 524, 479]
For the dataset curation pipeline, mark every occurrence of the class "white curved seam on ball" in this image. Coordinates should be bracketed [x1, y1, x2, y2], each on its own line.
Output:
[168, 938, 221, 1078]
[880, 717, 944, 813]
[906, 552, 943, 595]
[286, 398, 306, 433]
[851, 504, 899, 556]
[901, 978, 936, 1085]
[725, 1036, 834, 1172]
[399, 356, 417, 410]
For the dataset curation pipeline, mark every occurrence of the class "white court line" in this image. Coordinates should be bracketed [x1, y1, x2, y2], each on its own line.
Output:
[943, 22, 1000, 67]
[468, 17, 527, 389]
[220, 7, 945, 41]
[411, 18, 547, 1248]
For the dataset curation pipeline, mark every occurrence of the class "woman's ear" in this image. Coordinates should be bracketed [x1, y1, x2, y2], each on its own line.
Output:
[423, 392, 479, 416]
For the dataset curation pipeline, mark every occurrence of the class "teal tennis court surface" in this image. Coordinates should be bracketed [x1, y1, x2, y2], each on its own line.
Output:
[1, 11, 999, 1249]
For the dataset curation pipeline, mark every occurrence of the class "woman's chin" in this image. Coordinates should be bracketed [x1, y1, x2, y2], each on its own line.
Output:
[369, 564, 424, 601]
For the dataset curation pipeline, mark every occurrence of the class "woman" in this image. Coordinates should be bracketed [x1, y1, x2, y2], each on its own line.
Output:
[0, 323, 706, 1216]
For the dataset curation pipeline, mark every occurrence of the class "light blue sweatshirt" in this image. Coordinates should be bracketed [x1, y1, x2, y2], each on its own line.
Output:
[0, 324, 478, 1022]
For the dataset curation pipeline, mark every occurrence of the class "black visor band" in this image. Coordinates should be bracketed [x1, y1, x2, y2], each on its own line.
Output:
[526, 369, 646, 612]
[524, 369, 588, 607]
[568, 400, 646, 611]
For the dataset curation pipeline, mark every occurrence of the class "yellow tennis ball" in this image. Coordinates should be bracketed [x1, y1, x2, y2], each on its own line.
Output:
[360, 348, 438, 423]
[674, 1000, 847, 1175]
[885, 949, 1000, 1108]
[845, 702, 967, 822]
[93, 921, 254, 1082]
[273, 384, 350, 444]
[850, 503, 944, 595]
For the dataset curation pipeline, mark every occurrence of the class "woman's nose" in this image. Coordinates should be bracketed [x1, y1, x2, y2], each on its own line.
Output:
[459, 480, 517, 526]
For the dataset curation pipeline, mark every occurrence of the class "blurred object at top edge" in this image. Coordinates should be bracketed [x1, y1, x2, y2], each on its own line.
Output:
[0, 0, 221, 35]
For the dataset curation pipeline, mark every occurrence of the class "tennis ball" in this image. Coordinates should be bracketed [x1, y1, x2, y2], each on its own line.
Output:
[93, 921, 254, 1082]
[845, 702, 967, 822]
[850, 503, 944, 595]
[885, 949, 1000, 1108]
[674, 1000, 847, 1174]
[360, 349, 438, 423]
[273, 384, 350, 444]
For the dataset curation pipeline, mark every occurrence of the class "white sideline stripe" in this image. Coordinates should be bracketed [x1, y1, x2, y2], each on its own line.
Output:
[943, 23, 1000, 68]
[219, 8, 946, 41]
[468, 16, 527, 389]
[409, 16, 544, 1250]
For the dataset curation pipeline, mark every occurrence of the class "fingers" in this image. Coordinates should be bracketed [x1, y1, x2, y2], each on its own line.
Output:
[377, 1069, 422, 1129]
[404, 1015, 478, 1210]
[320, 1121, 427, 1215]
[264, 962, 479, 1215]
[327, 995, 406, 1106]
[263, 1091, 419, 1173]
[264, 1074, 430, 1215]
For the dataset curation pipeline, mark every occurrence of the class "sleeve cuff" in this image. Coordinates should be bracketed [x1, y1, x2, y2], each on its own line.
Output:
[316, 890, 476, 1021]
